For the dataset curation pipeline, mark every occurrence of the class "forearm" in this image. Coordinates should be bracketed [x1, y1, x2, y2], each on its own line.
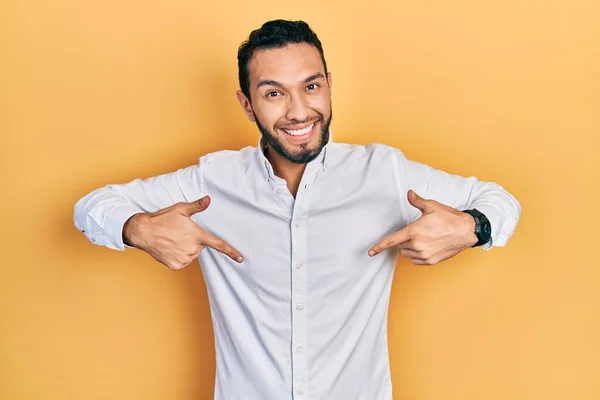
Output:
[73, 185, 146, 251]
[73, 163, 206, 251]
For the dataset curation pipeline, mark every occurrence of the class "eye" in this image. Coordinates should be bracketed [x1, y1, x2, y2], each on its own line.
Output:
[306, 83, 319, 91]
[266, 91, 281, 98]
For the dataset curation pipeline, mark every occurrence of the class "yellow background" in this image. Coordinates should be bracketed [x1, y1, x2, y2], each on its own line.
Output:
[1, 0, 599, 399]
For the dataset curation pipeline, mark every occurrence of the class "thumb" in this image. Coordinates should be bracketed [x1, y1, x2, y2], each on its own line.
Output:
[407, 190, 430, 212]
[180, 195, 211, 217]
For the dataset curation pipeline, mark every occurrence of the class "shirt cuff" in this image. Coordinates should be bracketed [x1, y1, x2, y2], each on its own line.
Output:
[104, 205, 144, 251]
[472, 203, 506, 252]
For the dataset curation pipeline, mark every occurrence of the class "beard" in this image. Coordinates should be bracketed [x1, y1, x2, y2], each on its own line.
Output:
[253, 107, 332, 164]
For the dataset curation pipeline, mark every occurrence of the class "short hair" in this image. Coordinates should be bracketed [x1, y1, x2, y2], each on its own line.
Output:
[237, 19, 328, 100]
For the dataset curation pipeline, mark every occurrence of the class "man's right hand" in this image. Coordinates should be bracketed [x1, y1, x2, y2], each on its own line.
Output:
[123, 195, 243, 270]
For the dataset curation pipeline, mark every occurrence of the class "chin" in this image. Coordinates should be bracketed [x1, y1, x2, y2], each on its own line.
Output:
[256, 112, 332, 164]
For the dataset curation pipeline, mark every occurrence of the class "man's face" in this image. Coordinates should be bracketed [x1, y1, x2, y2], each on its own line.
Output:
[237, 43, 332, 164]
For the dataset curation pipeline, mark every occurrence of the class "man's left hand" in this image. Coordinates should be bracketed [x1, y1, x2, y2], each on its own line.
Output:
[368, 190, 479, 265]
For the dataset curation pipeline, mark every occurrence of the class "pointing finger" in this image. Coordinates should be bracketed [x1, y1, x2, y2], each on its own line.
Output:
[368, 227, 412, 257]
[201, 231, 244, 263]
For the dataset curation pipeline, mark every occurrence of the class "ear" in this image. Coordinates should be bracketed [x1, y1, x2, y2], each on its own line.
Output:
[327, 72, 333, 93]
[236, 90, 256, 122]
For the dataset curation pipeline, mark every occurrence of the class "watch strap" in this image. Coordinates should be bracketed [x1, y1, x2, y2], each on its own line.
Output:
[462, 209, 491, 247]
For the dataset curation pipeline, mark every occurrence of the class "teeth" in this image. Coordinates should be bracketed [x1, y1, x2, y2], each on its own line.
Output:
[284, 123, 314, 136]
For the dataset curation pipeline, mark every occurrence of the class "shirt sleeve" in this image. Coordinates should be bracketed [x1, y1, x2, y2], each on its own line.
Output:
[73, 158, 207, 251]
[391, 148, 521, 251]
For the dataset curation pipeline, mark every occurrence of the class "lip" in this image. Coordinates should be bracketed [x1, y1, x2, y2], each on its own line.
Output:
[279, 121, 317, 143]
[281, 121, 315, 131]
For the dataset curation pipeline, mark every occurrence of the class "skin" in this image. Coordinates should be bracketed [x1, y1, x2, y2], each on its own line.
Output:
[123, 42, 478, 270]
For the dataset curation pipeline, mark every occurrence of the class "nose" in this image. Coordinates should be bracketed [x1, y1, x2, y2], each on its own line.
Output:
[285, 92, 310, 124]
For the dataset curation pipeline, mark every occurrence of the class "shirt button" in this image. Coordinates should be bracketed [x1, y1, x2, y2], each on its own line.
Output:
[277, 188, 284, 194]
[295, 220, 302, 228]
[296, 305, 304, 311]
[296, 346, 303, 353]
[295, 263, 302, 270]
[297, 389, 304, 395]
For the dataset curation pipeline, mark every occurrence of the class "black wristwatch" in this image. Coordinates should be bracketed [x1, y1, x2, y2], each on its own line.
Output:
[462, 209, 492, 247]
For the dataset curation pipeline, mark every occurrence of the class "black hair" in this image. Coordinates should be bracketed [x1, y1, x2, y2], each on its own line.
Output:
[237, 19, 328, 100]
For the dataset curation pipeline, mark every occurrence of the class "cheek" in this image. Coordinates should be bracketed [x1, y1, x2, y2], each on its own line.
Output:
[308, 93, 331, 115]
[254, 101, 286, 128]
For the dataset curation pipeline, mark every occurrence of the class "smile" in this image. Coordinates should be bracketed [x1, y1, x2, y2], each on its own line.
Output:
[283, 123, 315, 136]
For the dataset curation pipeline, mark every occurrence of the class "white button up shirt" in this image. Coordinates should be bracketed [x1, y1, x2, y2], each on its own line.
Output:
[74, 134, 520, 400]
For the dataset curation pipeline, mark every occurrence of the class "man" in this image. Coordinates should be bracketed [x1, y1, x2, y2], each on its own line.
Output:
[74, 19, 520, 400]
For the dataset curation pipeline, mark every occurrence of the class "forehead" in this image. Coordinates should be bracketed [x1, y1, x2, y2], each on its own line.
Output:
[248, 43, 325, 87]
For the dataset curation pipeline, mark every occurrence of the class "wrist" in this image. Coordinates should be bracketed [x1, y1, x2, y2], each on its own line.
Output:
[461, 212, 479, 248]
[123, 213, 147, 249]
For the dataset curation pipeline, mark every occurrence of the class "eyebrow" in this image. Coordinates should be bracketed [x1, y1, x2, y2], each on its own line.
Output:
[256, 72, 326, 89]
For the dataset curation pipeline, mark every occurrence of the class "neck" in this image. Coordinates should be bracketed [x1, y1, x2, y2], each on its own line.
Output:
[264, 145, 307, 198]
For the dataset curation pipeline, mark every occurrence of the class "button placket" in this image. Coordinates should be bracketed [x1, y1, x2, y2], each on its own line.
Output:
[290, 165, 320, 399]
[290, 210, 308, 398]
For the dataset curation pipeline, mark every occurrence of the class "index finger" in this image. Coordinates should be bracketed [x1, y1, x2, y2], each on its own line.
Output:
[200, 231, 244, 263]
[368, 227, 412, 257]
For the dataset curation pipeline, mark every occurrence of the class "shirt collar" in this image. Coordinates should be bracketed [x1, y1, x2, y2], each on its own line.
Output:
[257, 128, 333, 181]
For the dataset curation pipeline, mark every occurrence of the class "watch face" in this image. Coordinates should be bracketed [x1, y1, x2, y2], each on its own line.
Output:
[481, 219, 492, 241]
[465, 209, 492, 245]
